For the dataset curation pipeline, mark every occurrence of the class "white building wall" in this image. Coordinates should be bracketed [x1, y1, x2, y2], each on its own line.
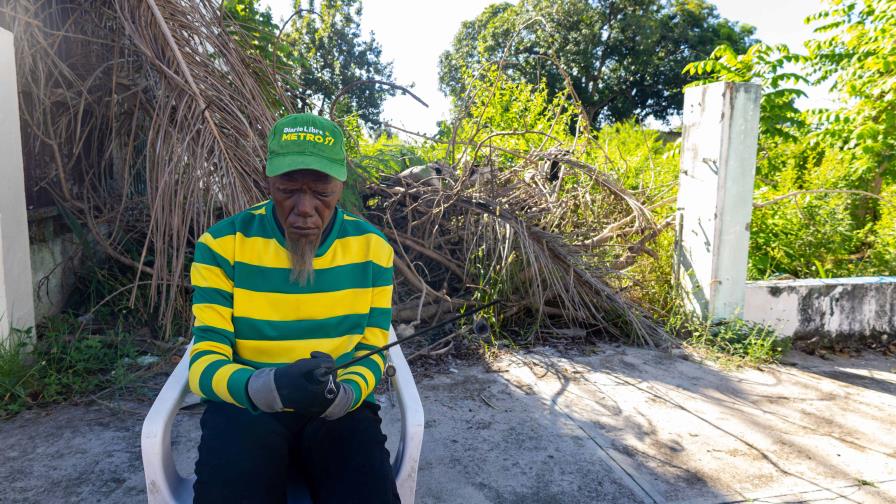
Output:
[0, 28, 36, 342]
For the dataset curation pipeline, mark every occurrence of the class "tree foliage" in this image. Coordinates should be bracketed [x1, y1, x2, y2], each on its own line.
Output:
[223, 0, 393, 124]
[684, 43, 809, 140]
[438, 0, 756, 126]
[804, 0, 896, 170]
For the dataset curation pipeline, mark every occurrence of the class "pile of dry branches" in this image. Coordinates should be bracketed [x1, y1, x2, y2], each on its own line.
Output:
[363, 148, 671, 347]
[3, 0, 673, 348]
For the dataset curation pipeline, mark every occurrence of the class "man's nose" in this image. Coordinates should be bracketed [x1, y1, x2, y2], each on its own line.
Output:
[292, 195, 315, 217]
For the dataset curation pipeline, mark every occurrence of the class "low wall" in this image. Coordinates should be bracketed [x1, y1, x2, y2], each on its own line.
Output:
[744, 277, 896, 344]
[28, 207, 82, 322]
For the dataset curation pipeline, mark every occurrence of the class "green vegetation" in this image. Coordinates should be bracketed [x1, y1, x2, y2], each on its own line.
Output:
[438, 0, 756, 126]
[0, 256, 172, 417]
[223, 0, 393, 123]
[432, 0, 896, 284]
[0, 316, 141, 418]
[686, 0, 896, 279]
[679, 316, 791, 367]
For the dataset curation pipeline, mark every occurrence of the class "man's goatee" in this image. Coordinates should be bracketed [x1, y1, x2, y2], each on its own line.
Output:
[286, 232, 319, 285]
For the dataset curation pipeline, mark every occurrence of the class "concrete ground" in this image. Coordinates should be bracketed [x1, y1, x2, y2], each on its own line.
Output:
[1, 345, 895, 503]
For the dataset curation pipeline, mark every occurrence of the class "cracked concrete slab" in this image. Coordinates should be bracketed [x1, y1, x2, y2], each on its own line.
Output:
[1, 346, 894, 503]
[403, 368, 644, 503]
[488, 347, 896, 504]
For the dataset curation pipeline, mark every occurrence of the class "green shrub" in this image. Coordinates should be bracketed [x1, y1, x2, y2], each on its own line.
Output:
[863, 185, 896, 274]
[748, 142, 894, 279]
[0, 329, 37, 417]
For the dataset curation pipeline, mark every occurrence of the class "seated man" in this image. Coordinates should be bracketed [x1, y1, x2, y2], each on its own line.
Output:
[188, 113, 399, 503]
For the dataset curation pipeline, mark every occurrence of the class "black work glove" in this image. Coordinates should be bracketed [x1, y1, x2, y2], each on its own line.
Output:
[247, 351, 337, 415]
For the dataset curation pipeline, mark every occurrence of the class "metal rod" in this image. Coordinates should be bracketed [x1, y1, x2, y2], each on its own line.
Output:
[329, 299, 501, 373]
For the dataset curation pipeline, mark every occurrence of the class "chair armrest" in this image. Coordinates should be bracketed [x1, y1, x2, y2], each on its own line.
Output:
[141, 343, 196, 503]
[387, 326, 424, 504]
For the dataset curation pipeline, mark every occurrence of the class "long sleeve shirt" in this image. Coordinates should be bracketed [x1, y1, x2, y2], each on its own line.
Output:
[187, 199, 394, 412]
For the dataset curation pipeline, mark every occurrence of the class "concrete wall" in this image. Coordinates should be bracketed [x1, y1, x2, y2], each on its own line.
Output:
[28, 208, 82, 322]
[0, 28, 36, 341]
[673, 82, 895, 343]
[744, 277, 896, 342]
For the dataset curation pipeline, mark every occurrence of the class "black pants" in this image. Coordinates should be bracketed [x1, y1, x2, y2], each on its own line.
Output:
[193, 400, 401, 504]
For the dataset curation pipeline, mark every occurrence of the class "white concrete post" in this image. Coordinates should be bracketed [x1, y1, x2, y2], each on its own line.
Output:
[674, 81, 761, 320]
[0, 28, 36, 342]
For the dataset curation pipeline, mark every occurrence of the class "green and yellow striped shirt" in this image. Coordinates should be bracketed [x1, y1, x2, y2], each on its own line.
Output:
[188, 199, 394, 412]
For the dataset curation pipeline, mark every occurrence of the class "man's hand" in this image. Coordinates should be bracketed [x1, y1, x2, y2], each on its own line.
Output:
[320, 380, 355, 420]
[248, 351, 336, 414]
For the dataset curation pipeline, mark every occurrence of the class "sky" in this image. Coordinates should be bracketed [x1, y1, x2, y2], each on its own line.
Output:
[260, 0, 830, 134]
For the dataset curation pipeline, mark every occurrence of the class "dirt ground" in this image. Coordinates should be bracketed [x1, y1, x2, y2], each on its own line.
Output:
[1, 345, 895, 503]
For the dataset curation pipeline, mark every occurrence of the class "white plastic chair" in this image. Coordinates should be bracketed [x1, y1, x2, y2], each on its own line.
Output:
[141, 326, 424, 503]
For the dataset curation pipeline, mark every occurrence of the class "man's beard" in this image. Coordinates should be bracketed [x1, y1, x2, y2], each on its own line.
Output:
[285, 231, 320, 285]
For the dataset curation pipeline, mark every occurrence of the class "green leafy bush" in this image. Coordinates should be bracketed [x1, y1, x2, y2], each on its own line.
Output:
[864, 185, 896, 274]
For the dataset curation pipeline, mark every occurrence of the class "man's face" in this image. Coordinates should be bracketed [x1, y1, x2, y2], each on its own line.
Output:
[269, 169, 343, 237]
[268, 169, 343, 283]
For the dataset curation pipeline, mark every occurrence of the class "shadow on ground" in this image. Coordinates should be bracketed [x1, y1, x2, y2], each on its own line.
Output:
[473, 346, 896, 504]
[0, 345, 894, 503]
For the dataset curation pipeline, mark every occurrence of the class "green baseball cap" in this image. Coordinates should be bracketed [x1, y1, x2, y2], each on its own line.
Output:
[266, 113, 347, 181]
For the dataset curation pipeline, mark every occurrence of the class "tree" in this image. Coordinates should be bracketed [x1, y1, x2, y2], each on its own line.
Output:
[804, 0, 896, 178]
[684, 43, 810, 140]
[223, 0, 393, 124]
[438, 0, 756, 126]
[687, 0, 896, 182]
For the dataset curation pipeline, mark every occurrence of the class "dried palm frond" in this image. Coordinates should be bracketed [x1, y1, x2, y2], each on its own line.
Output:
[5, 0, 296, 332]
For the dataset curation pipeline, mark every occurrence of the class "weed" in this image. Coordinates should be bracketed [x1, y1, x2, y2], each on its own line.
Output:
[0, 314, 141, 417]
[664, 305, 791, 367]
[687, 319, 790, 367]
[0, 328, 38, 416]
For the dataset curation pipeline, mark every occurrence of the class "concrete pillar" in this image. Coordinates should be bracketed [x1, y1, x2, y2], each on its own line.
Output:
[674, 82, 761, 320]
[0, 28, 36, 342]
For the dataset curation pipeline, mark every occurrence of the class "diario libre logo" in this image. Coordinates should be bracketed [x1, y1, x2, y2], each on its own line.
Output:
[280, 125, 335, 145]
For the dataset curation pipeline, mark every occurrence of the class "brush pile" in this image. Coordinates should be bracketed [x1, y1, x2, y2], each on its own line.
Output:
[363, 152, 671, 347]
[3, 0, 674, 348]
